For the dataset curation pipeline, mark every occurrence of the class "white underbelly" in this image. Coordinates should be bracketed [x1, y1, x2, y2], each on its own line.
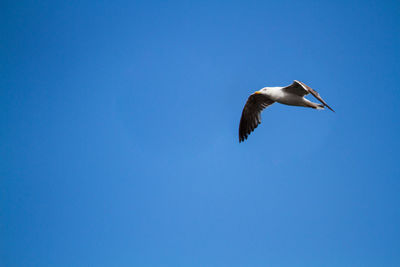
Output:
[276, 94, 306, 106]
[268, 89, 306, 106]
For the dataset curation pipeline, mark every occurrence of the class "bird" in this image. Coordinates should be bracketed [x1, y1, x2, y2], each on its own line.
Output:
[239, 80, 334, 143]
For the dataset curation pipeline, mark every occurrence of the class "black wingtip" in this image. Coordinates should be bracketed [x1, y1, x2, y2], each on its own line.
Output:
[326, 105, 335, 112]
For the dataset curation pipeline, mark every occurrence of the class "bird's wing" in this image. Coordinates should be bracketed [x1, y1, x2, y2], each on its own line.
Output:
[282, 80, 309, 96]
[283, 80, 335, 112]
[239, 92, 275, 142]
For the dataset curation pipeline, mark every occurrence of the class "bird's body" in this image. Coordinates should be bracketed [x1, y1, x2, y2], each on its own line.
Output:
[239, 80, 334, 142]
[262, 87, 306, 106]
[260, 86, 323, 108]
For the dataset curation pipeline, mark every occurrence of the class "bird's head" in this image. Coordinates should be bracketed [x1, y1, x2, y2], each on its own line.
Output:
[254, 87, 269, 94]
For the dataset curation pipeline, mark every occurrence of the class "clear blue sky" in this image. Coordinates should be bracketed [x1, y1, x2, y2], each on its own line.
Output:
[1, 0, 399, 266]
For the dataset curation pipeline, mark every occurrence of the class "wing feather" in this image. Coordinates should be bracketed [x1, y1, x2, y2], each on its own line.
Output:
[239, 93, 274, 142]
[282, 81, 309, 96]
[283, 80, 335, 112]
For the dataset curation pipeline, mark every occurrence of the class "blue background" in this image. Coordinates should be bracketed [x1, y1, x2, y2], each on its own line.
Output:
[1, 0, 399, 266]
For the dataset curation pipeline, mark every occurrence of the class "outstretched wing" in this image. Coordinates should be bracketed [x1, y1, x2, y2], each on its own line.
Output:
[239, 92, 275, 143]
[283, 80, 335, 112]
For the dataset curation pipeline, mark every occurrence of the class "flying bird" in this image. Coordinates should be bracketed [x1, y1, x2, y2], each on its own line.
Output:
[239, 80, 334, 142]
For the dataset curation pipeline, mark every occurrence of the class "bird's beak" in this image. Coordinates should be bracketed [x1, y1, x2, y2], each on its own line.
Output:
[254, 91, 261, 94]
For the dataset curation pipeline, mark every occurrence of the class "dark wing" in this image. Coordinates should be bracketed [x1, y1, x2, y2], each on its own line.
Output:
[283, 80, 335, 112]
[282, 80, 309, 97]
[239, 92, 275, 143]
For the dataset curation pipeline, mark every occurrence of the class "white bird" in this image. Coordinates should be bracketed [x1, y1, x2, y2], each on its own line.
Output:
[239, 80, 334, 142]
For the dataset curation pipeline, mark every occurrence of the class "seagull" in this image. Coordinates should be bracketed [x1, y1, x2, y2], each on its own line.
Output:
[239, 80, 334, 142]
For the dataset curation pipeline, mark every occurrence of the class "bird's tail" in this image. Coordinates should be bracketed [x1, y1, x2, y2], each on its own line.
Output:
[305, 99, 324, 110]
